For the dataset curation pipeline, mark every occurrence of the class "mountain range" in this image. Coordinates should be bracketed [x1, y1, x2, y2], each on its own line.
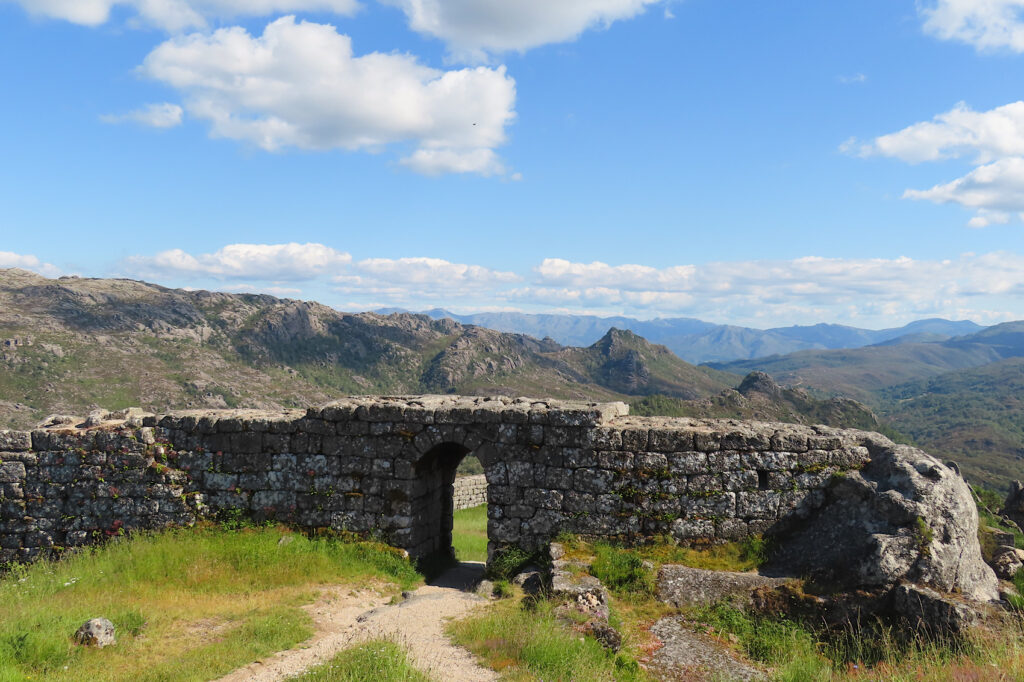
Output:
[3, 268, 1022, 492]
[381, 308, 985, 364]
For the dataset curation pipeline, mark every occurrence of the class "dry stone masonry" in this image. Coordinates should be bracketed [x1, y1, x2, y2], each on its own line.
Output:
[453, 474, 487, 511]
[0, 395, 998, 604]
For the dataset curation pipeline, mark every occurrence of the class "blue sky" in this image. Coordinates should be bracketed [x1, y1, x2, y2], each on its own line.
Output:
[3, 0, 1024, 328]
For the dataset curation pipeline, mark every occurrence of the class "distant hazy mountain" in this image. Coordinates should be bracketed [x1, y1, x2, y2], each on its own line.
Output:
[708, 322, 1024, 401]
[388, 309, 985, 364]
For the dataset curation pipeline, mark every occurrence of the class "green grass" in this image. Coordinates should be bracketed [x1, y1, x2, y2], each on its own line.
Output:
[448, 597, 646, 681]
[558, 534, 768, 574]
[590, 544, 655, 598]
[0, 524, 422, 681]
[691, 600, 1024, 681]
[451, 504, 488, 563]
[289, 640, 432, 682]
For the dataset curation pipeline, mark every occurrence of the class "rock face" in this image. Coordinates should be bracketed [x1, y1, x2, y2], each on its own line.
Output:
[1003, 481, 1024, 530]
[657, 565, 788, 608]
[74, 618, 115, 647]
[766, 442, 999, 603]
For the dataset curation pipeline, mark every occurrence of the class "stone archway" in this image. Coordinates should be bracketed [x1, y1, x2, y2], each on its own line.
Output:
[409, 441, 472, 560]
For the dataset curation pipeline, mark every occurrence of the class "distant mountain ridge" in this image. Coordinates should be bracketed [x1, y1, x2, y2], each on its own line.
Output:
[0, 269, 735, 429]
[383, 308, 985, 364]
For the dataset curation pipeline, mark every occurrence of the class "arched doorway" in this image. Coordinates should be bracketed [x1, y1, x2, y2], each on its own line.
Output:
[410, 441, 471, 561]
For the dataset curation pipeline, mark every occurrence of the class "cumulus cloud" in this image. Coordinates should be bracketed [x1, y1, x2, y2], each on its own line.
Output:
[920, 0, 1024, 52]
[904, 157, 1024, 213]
[519, 254, 1024, 322]
[117, 247, 1024, 325]
[139, 17, 516, 175]
[10, 0, 359, 31]
[101, 102, 184, 128]
[124, 242, 352, 280]
[379, 0, 663, 60]
[332, 257, 521, 301]
[856, 101, 1024, 164]
[0, 251, 61, 277]
[853, 101, 1024, 225]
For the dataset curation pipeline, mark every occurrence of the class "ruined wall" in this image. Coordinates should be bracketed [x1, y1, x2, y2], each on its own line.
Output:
[0, 396, 889, 565]
[453, 475, 487, 511]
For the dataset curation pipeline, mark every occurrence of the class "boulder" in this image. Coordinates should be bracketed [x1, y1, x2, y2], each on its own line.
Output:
[74, 618, 115, 647]
[892, 584, 980, 636]
[991, 547, 1024, 581]
[1003, 481, 1024, 530]
[766, 442, 998, 603]
[657, 565, 788, 608]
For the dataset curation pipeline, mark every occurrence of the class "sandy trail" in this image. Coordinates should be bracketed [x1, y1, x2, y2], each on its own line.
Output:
[217, 562, 496, 682]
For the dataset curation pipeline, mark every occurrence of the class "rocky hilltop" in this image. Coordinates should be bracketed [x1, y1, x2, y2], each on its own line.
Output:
[0, 269, 736, 428]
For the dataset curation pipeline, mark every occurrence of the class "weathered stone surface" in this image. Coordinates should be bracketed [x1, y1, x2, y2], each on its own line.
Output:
[648, 616, 764, 681]
[893, 583, 981, 635]
[657, 565, 788, 608]
[992, 547, 1024, 580]
[74, 618, 116, 647]
[765, 444, 998, 603]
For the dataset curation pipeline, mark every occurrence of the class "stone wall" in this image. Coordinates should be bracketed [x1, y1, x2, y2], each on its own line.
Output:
[0, 396, 894, 565]
[453, 474, 487, 511]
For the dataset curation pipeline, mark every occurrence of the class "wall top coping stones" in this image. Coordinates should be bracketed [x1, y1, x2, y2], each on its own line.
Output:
[7, 396, 896, 456]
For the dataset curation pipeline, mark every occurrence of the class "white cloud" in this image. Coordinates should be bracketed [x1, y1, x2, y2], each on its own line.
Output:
[380, 0, 662, 60]
[904, 157, 1024, 212]
[333, 257, 520, 299]
[0, 252, 61, 277]
[520, 254, 1024, 323]
[920, 0, 1024, 52]
[856, 101, 1024, 164]
[10, 0, 359, 31]
[139, 17, 516, 176]
[125, 242, 352, 280]
[101, 102, 184, 128]
[116, 248, 1024, 326]
[853, 101, 1024, 225]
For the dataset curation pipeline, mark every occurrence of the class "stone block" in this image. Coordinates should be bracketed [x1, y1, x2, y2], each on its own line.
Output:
[672, 517, 715, 540]
[648, 429, 694, 452]
[621, 429, 648, 451]
[737, 491, 780, 519]
[723, 470, 759, 492]
[0, 431, 32, 452]
[668, 452, 707, 475]
[685, 492, 735, 517]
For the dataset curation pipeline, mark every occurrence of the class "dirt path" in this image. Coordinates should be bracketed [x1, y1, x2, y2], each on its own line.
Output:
[217, 562, 497, 682]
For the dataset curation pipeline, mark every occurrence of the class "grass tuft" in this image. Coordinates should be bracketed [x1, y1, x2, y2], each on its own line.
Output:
[289, 640, 431, 682]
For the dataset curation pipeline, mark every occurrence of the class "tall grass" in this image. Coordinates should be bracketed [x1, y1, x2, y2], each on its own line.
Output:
[289, 640, 432, 682]
[0, 524, 421, 681]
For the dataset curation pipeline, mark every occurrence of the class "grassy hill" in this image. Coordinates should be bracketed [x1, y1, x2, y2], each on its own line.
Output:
[707, 329, 1015, 402]
[629, 371, 889, 434]
[0, 269, 736, 428]
[878, 357, 1024, 490]
[707, 323, 1024, 490]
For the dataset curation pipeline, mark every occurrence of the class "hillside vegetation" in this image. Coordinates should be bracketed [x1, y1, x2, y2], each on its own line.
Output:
[710, 324, 1024, 490]
[0, 269, 735, 429]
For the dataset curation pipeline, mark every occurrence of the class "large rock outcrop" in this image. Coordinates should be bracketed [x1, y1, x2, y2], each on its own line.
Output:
[766, 440, 998, 603]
